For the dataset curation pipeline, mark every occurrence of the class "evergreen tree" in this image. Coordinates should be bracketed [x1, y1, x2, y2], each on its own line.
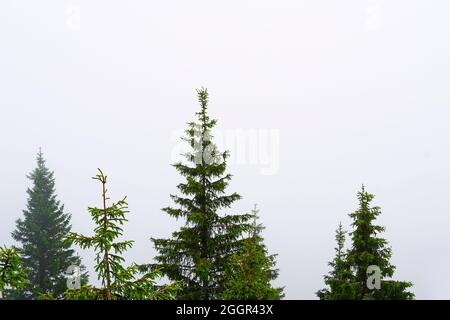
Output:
[66, 169, 180, 300]
[346, 186, 414, 299]
[0, 246, 28, 300]
[316, 223, 357, 300]
[221, 205, 283, 300]
[152, 88, 253, 300]
[11, 150, 85, 299]
[347, 186, 413, 299]
[318, 187, 414, 300]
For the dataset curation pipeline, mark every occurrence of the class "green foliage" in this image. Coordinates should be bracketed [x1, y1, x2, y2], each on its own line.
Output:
[36, 292, 56, 300]
[64, 286, 107, 300]
[64, 271, 182, 301]
[316, 223, 358, 300]
[347, 186, 414, 299]
[373, 280, 415, 300]
[318, 186, 414, 300]
[152, 88, 254, 300]
[11, 150, 86, 299]
[0, 246, 28, 300]
[66, 169, 180, 300]
[221, 205, 283, 300]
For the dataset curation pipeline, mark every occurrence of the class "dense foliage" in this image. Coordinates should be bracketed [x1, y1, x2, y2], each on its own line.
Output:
[0, 246, 28, 299]
[2, 91, 417, 301]
[221, 205, 283, 300]
[152, 88, 255, 299]
[11, 150, 86, 299]
[317, 187, 414, 300]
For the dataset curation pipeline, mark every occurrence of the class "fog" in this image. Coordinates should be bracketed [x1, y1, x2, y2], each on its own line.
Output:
[1, 0, 450, 299]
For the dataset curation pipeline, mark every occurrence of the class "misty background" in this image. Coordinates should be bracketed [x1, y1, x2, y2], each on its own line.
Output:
[1, 0, 450, 299]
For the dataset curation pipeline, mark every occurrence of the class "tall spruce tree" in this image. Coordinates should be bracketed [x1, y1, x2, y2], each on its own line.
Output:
[221, 205, 283, 300]
[346, 186, 414, 300]
[152, 88, 253, 300]
[11, 150, 85, 298]
[316, 223, 357, 300]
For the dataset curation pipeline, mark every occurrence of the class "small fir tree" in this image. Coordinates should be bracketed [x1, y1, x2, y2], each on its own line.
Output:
[221, 205, 283, 300]
[316, 223, 357, 300]
[66, 169, 180, 300]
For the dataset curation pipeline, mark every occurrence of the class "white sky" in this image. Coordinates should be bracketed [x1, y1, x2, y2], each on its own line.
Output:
[1, 0, 450, 299]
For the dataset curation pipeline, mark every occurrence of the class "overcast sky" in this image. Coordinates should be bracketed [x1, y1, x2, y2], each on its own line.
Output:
[1, 0, 450, 299]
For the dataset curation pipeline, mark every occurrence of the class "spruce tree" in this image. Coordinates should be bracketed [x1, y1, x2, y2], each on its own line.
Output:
[346, 186, 414, 300]
[152, 88, 253, 300]
[316, 223, 357, 300]
[66, 169, 180, 300]
[221, 205, 283, 300]
[11, 150, 85, 299]
[318, 187, 414, 300]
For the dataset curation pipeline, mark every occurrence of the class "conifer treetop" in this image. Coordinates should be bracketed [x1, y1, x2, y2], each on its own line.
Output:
[152, 88, 253, 300]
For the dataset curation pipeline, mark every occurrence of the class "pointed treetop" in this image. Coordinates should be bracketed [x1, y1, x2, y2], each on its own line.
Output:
[196, 87, 208, 108]
[357, 184, 376, 209]
[36, 148, 45, 167]
[250, 204, 265, 238]
[195, 87, 213, 125]
[252, 204, 259, 217]
[335, 222, 346, 256]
